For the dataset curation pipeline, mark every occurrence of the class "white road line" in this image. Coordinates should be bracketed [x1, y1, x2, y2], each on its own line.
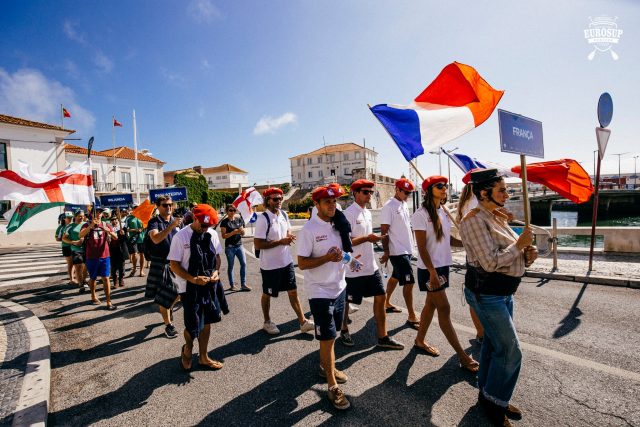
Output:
[0, 269, 62, 281]
[0, 264, 66, 274]
[0, 277, 52, 287]
[0, 253, 63, 261]
[245, 245, 640, 383]
[0, 259, 65, 267]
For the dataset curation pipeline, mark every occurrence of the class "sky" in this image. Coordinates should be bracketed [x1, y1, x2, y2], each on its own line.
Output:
[1, 0, 639, 186]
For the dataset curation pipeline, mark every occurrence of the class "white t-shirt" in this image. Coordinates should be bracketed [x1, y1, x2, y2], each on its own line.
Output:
[167, 226, 223, 293]
[343, 203, 378, 278]
[297, 216, 347, 299]
[310, 203, 342, 219]
[411, 207, 453, 269]
[380, 197, 414, 256]
[254, 209, 293, 270]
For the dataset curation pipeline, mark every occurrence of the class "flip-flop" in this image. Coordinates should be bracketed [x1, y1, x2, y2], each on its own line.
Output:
[385, 306, 402, 313]
[413, 343, 440, 357]
[91, 299, 101, 305]
[198, 359, 223, 370]
[460, 359, 480, 373]
[106, 304, 117, 311]
[180, 345, 192, 371]
[405, 320, 420, 330]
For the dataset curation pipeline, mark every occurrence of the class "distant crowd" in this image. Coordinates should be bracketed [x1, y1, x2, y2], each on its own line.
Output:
[54, 168, 537, 426]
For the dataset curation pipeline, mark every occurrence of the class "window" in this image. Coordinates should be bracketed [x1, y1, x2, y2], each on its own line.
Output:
[121, 172, 131, 190]
[307, 158, 312, 165]
[343, 153, 349, 161]
[355, 152, 360, 159]
[297, 158, 301, 166]
[318, 170, 323, 177]
[298, 173, 301, 179]
[308, 171, 313, 178]
[0, 201, 11, 218]
[344, 168, 349, 175]
[0, 142, 7, 170]
[92, 170, 98, 186]
[145, 173, 155, 188]
[318, 156, 323, 163]
[330, 169, 336, 176]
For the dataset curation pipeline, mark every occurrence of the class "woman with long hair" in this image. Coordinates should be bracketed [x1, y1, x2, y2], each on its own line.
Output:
[411, 175, 479, 373]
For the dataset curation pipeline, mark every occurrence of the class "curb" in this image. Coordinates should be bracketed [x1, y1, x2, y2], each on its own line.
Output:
[0, 299, 50, 427]
[451, 263, 640, 289]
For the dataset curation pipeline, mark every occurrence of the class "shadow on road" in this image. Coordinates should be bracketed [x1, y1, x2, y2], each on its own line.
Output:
[553, 282, 588, 339]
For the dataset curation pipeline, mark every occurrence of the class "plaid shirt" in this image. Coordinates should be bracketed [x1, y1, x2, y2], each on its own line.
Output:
[459, 204, 525, 277]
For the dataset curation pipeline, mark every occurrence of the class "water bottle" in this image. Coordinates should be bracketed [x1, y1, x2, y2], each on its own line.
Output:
[341, 252, 352, 264]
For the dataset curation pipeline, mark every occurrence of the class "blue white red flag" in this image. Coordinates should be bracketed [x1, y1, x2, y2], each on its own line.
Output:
[370, 62, 504, 161]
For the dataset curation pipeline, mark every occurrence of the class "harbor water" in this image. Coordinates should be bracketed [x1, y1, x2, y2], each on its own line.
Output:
[551, 210, 640, 248]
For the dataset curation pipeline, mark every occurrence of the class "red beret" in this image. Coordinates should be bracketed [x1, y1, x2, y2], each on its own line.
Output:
[421, 175, 448, 192]
[351, 179, 375, 192]
[192, 204, 219, 227]
[395, 178, 415, 192]
[462, 168, 481, 185]
[311, 185, 344, 202]
[263, 187, 283, 198]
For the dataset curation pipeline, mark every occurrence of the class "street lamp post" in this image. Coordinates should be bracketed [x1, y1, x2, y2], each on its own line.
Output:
[593, 150, 597, 181]
[428, 150, 442, 175]
[612, 152, 629, 189]
[634, 155, 639, 189]
[443, 147, 459, 202]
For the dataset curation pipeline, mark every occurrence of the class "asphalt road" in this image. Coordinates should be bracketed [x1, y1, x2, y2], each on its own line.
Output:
[1, 241, 639, 426]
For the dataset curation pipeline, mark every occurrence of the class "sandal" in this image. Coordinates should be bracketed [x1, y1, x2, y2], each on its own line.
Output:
[198, 359, 224, 370]
[91, 299, 101, 305]
[413, 343, 440, 357]
[385, 306, 402, 313]
[128, 268, 137, 278]
[405, 320, 420, 330]
[460, 357, 479, 373]
[106, 304, 118, 311]
[180, 344, 192, 371]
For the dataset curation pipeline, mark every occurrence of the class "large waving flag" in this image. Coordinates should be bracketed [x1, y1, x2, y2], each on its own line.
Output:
[443, 149, 516, 179]
[512, 159, 594, 204]
[131, 199, 156, 227]
[0, 160, 94, 204]
[370, 62, 504, 161]
[233, 187, 264, 224]
[3, 202, 65, 234]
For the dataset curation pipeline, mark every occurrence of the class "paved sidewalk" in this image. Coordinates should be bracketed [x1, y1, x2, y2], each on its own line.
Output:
[0, 299, 50, 427]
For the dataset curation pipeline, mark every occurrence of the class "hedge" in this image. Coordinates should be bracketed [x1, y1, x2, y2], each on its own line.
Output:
[173, 171, 236, 208]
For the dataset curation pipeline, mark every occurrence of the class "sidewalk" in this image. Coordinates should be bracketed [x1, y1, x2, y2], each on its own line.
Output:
[0, 299, 50, 427]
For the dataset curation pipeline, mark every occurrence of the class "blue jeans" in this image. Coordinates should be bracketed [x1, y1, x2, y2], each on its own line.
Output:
[225, 246, 246, 286]
[464, 287, 522, 407]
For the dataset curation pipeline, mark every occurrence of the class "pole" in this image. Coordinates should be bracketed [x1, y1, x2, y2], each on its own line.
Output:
[60, 104, 63, 128]
[552, 217, 558, 271]
[520, 154, 530, 226]
[634, 155, 639, 189]
[593, 150, 597, 182]
[363, 137, 367, 180]
[588, 153, 602, 271]
[112, 116, 116, 191]
[133, 109, 140, 204]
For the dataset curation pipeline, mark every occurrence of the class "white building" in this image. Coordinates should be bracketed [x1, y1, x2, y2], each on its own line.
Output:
[289, 142, 378, 189]
[64, 144, 165, 204]
[201, 164, 249, 189]
[0, 114, 74, 245]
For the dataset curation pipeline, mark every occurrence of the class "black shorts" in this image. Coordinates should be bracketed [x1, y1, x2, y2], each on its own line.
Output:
[62, 246, 72, 257]
[260, 263, 296, 297]
[127, 242, 144, 254]
[389, 255, 415, 286]
[309, 290, 346, 341]
[417, 266, 450, 292]
[71, 251, 85, 265]
[346, 270, 385, 305]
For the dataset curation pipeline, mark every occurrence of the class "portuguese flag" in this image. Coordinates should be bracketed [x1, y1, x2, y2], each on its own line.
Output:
[4, 202, 65, 234]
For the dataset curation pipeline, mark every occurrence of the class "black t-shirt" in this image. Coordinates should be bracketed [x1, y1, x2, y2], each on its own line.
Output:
[220, 217, 244, 247]
[147, 215, 178, 258]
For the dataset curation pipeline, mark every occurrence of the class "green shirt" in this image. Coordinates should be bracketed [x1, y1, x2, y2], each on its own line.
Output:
[65, 222, 86, 252]
[58, 223, 74, 248]
[126, 215, 145, 244]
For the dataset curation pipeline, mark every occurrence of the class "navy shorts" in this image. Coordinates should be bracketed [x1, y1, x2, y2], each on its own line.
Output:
[346, 270, 385, 305]
[309, 290, 346, 341]
[86, 257, 111, 280]
[71, 251, 85, 265]
[260, 263, 296, 297]
[180, 282, 219, 340]
[127, 242, 144, 254]
[62, 246, 72, 257]
[389, 255, 415, 286]
[417, 266, 450, 292]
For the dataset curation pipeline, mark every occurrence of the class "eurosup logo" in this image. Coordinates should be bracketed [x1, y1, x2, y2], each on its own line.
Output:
[584, 16, 622, 60]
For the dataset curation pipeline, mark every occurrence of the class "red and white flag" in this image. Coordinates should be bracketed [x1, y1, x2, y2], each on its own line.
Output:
[232, 187, 263, 224]
[113, 118, 122, 127]
[0, 160, 95, 204]
[62, 107, 71, 118]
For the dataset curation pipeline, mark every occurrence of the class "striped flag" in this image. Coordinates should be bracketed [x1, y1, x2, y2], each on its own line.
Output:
[3, 202, 65, 234]
[232, 187, 263, 224]
[0, 160, 95, 204]
[370, 62, 503, 161]
[62, 106, 71, 118]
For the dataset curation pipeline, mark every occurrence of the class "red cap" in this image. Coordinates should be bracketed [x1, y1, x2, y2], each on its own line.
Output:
[351, 179, 375, 192]
[421, 175, 448, 192]
[192, 204, 219, 227]
[263, 187, 283, 199]
[311, 185, 344, 202]
[395, 178, 415, 192]
[462, 168, 481, 185]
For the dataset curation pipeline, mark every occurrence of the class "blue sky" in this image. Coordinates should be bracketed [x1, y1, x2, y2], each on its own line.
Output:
[1, 0, 638, 185]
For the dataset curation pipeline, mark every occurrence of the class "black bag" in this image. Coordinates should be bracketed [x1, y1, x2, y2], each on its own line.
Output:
[142, 230, 153, 260]
[255, 211, 286, 258]
[153, 263, 178, 309]
[465, 263, 521, 296]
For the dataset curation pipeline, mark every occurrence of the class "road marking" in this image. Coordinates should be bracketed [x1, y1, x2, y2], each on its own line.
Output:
[0, 253, 63, 261]
[0, 269, 62, 281]
[245, 246, 640, 383]
[0, 259, 65, 267]
[0, 277, 59, 287]
[0, 264, 66, 274]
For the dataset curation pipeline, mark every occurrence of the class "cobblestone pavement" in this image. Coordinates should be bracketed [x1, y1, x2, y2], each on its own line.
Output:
[0, 305, 30, 426]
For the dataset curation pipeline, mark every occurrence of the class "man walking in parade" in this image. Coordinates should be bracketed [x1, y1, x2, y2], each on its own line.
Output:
[126, 207, 146, 277]
[63, 210, 88, 292]
[56, 211, 76, 285]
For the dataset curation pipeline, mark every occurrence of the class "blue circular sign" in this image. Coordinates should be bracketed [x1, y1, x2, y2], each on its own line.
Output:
[597, 92, 613, 128]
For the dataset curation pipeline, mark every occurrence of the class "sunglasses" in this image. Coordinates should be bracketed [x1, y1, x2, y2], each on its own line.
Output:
[360, 190, 374, 195]
[227, 209, 236, 212]
[433, 183, 447, 190]
[400, 189, 412, 195]
[270, 197, 283, 202]
[160, 203, 173, 207]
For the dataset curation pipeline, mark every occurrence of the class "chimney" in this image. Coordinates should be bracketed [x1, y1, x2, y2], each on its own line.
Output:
[193, 165, 203, 174]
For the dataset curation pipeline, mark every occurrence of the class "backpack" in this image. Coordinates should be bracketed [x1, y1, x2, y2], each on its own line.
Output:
[255, 210, 287, 258]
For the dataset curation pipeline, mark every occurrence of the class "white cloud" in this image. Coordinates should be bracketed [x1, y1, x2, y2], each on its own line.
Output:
[253, 112, 298, 135]
[0, 67, 95, 136]
[94, 51, 114, 74]
[63, 20, 87, 45]
[187, 0, 221, 23]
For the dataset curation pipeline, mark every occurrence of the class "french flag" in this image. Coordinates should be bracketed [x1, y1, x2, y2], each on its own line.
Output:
[370, 62, 504, 161]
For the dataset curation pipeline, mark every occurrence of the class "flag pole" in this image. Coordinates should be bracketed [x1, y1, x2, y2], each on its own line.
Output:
[133, 110, 140, 204]
[112, 116, 116, 189]
[520, 154, 530, 226]
[61, 104, 64, 128]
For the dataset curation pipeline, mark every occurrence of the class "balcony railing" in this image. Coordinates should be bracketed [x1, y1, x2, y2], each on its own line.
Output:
[94, 183, 165, 193]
